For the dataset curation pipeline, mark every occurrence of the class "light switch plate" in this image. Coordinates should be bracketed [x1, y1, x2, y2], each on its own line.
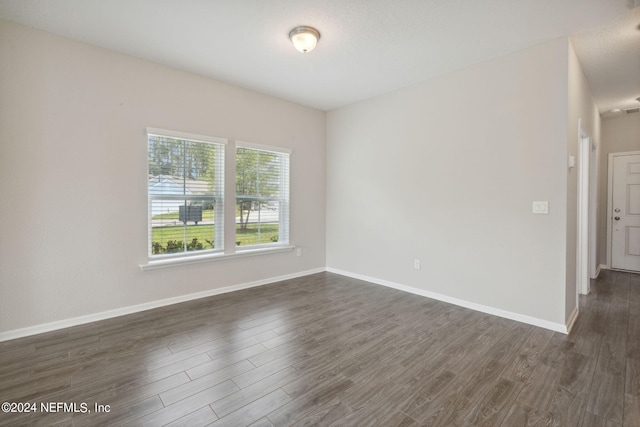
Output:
[532, 201, 549, 214]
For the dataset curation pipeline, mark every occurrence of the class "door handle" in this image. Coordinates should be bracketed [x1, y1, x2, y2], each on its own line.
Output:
[614, 216, 620, 221]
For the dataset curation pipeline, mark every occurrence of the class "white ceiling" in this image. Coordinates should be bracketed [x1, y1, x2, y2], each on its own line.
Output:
[0, 0, 638, 112]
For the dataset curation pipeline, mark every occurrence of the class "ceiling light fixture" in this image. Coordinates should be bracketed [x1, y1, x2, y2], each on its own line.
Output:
[289, 26, 320, 53]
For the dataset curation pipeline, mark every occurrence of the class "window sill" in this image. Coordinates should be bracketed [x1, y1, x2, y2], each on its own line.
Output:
[140, 245, 295, 271]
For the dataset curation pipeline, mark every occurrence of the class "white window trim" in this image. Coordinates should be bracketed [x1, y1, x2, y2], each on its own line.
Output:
[140, 244, 295, 270]
[236, 140, 292, 155]
[146, 127, 228, 146]
[235, 142, 291, 249]
[142, 132, 294, 270]
[146, 128, 227, 259]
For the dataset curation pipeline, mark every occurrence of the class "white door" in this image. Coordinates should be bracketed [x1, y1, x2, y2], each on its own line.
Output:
[611, 153, 640, 272]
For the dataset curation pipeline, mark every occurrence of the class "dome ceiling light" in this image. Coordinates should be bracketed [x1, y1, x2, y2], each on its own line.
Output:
[289, 26, 320, 53]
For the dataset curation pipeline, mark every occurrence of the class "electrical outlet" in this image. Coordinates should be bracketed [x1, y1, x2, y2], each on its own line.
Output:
[414, 259, 421, 270]
[532, 201, 549, 214]
[296, 248, 302, 257]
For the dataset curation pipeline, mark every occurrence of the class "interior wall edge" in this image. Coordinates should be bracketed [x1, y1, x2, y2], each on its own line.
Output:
[565, 306, 579, 334]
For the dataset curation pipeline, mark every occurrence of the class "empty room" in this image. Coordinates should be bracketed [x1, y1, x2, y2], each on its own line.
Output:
[1, 1, 640, 426]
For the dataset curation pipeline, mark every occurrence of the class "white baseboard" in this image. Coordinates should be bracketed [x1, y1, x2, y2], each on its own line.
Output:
[595, 264, 607, 278]
[0, 265, 576, 342]
[565, 306, 579, 334]
[326, 267, 570, 334]
[0, 267, 326, 343]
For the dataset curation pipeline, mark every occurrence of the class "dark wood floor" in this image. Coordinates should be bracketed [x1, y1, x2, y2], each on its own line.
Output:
[0, 270, 638, 426]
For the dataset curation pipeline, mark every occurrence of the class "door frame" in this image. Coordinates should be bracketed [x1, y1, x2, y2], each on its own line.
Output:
[577, 123, 595, 296]
[606, 150, 640, 270]
[589, 137, 598, 280]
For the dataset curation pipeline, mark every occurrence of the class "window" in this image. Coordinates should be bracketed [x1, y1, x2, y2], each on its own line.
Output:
[236, 143, 290, 248]
[147, 128, 225, 258]
[143, 130, 292, 269]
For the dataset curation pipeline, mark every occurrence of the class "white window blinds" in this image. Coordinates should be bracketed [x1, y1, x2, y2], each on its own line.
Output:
[147, 129, 225, 257]
[235, 144, 290, 248]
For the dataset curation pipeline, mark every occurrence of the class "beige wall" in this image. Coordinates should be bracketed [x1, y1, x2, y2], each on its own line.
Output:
[327, 38, 571, 327]
[598, 113, 640, 267]
[0, 20, 327, 334]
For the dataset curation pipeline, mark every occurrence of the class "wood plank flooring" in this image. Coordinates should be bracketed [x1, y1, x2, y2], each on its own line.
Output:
[0, 270, 638, 426]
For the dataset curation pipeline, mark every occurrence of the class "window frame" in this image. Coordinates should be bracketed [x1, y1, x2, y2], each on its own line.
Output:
[141, 131, 294, 271]
[146, 127, 227, 260]
[235, 141, 291, 251]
